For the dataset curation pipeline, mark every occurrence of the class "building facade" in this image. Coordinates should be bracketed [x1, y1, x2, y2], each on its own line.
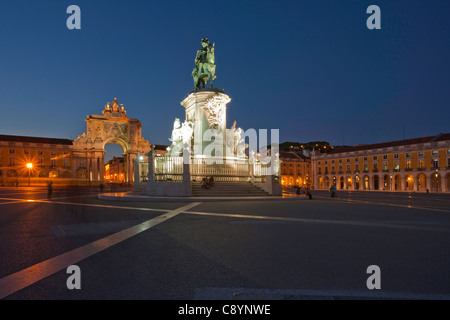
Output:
[312, 133, 450, 193]
[0, 135, 74, 186]
[0, 98, 151, 187]
[280, 151, 311, 188]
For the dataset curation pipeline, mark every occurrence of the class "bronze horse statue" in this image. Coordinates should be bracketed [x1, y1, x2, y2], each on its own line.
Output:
[192, 39, 216, 90]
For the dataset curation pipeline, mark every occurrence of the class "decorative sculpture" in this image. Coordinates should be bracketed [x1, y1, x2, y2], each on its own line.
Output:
[166, 118, 194, 156]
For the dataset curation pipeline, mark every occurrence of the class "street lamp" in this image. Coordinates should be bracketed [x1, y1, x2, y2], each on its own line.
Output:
[26, 163, 33, 187]
[435, 170, 439, 193]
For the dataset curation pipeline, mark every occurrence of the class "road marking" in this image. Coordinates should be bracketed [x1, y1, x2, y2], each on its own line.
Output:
[0, 202, 201, 299]
[194, 287, 450, 300]
[184, 210, 450, 232]
[313, 195, 450, 214]
[0, 194, 97, 204]
[0, 201, 27, 205]
[0, 196, 172, 213]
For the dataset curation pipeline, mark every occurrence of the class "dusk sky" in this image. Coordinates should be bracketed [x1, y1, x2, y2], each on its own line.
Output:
[1, 0, 449, 153]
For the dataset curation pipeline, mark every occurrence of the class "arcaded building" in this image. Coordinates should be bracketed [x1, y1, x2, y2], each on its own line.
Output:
[312, 133, 450, 193]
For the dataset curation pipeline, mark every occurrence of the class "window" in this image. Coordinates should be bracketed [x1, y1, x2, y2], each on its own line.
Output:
[9, 157, 15, 166]
[63, 158, 70, 169]
[24, 149, 29, 155]
[9, 149, 15, 154]
[318, 167, 322, 174]
[373, 156, 377, 160]
[373, 163, 378, 171]
[406, 161, 412, 170]
[355, 158, 359, 162]
[383, 162, 388, 171]
[432, 159, 439, 169]
[347, 158, 351, 163]
[346, 164, 350, 172]
[355, 164, 359, 172]
[448, 158, 450, 168]
[363, 164, 369, 172]
[394, 154, 399, 159]
[394, 161, 399, 171]
[418, 152, 424, 157]
[332, 160, 335, 164]
[50, 159, 57, 168]
[447, 149, 450, 155]
[406, 153, 411, 158]
[432, 150, 438, 156]
[363, 157, 368, 161]
[331, 166, 335, 173]
[38, 151, 43, 155]
[419, 160, 424, 169]
[339, 159, 342, 163]
[383, 155, 388, 160]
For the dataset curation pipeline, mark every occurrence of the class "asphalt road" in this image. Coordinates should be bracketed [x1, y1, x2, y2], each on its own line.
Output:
[0, 186, 449, 300]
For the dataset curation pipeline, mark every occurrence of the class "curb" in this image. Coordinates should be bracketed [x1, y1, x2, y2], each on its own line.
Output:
[98, 192, 308, 202]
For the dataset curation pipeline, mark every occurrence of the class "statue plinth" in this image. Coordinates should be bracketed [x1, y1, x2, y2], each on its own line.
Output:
[181, 89, 231, 157]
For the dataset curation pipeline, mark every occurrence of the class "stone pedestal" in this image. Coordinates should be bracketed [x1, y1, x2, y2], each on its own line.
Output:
[181, 88, 231, 157]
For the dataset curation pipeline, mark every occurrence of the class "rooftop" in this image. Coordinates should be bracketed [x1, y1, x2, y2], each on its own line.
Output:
[327, 133, 450, 155]
[0, 134, 73, 145]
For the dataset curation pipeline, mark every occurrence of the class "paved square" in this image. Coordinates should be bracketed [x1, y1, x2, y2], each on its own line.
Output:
[0, 187, 449, 299]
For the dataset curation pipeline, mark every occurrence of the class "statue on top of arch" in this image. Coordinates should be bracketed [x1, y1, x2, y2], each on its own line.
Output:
[103, 97, 127, 118]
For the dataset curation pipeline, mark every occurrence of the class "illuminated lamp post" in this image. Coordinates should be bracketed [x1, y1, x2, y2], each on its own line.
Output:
[435, 170, 439, 193]
[26, 163, 33, 187]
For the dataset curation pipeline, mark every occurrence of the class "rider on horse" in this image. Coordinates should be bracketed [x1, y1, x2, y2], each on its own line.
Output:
[192, 38, 216, 90]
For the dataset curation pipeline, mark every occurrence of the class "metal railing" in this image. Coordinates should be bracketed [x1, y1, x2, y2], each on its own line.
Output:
[144, 156, 277, 183]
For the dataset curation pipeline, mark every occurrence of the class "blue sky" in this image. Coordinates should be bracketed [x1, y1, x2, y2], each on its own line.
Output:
[0, 0, 449, 149]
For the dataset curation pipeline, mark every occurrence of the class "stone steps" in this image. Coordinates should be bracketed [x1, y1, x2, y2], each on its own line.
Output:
[131, 182, 271, 197]
[192, 182, 270, 197]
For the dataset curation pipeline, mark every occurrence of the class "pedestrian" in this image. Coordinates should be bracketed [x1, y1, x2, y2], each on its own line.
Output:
[330, 185, 336, 198]
[47, 181, 53, 200]
[201, 177, 208, 189]
[209, 176, 215, 187]
[306, 187, 312, 200]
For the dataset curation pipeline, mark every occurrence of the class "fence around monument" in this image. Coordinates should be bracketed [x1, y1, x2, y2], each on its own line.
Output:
[147, 156, 272, 183]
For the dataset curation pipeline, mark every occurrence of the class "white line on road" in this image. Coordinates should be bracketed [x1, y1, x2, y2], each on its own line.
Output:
[184, 210, 450, 232]
[195, 287, 450, 300]
[0, 202, 201, 299]
[0, 196, 170, 212]
[313, 195, 450, 214]
[0, 194, 97, 204]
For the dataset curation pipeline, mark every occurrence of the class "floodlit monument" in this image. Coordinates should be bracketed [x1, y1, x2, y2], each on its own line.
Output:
[134, 38, 281, 197]
[73, 98, 151, 185]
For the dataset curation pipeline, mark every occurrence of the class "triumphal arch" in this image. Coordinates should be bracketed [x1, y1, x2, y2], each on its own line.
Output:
[72, 98, 150, 184]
